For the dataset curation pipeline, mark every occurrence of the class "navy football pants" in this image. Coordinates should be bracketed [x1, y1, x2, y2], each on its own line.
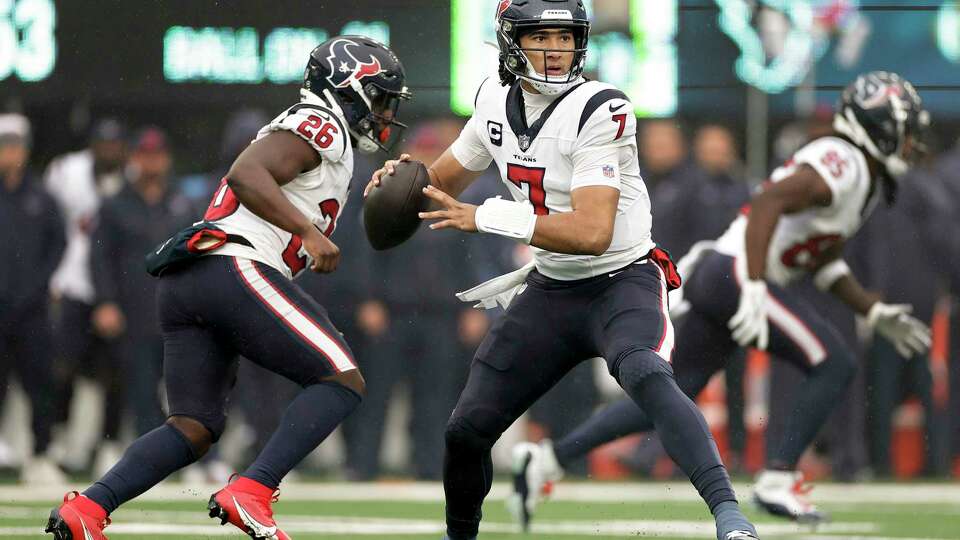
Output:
[158, 255, 356, 440]
[444, 257, 736, 538]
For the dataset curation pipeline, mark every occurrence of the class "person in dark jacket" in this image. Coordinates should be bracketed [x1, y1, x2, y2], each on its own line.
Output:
[90, 127, 196, 440]
[930, 144, 960, 471]
[0, 113, 67, 483]
[854, 164, 956, 476]
[44, 118, 129, 475]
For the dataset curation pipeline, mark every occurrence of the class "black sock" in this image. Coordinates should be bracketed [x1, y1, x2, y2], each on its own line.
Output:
[712, 500, 757, 539]
[243, 382, 360, 489]
[553, 397, 653, 468]
[619, 358, 736, 511]
[84, 424, 198, 514]
[772, 356, 855, 469]
[443, 417, 493, 540]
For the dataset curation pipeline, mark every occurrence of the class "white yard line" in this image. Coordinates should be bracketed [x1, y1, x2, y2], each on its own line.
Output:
[0, 516, 882, 537]
[1, 482, 958, 504]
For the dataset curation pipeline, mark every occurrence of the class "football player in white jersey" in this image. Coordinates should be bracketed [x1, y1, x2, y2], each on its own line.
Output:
[45, 36, 410, 540]
[506, 72, 933, 525]
[369, 2, 757, 539]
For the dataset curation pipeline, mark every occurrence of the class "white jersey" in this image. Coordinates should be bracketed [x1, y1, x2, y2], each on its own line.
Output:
[714, 136, 877, 286]
[45, 149, 125, 303]
[451, 78, 654, 280]
[206, 99, 353, 279]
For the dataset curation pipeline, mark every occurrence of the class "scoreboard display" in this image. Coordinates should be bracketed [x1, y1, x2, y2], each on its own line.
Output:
[2, 0, 959, 118]
[0, 0, 448, 110]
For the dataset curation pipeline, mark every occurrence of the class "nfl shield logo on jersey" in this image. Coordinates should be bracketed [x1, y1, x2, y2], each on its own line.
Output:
[518, 134, 531, 152]
[603, 165, 615, 178]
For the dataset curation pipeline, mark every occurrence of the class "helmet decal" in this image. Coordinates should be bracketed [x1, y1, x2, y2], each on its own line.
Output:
[497, 0, 512, 19]
[324, 38, 386, 90]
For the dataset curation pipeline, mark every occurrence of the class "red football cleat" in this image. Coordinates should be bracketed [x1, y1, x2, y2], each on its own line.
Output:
[45, 492, 111, 540]
[208, 475, 291, 540]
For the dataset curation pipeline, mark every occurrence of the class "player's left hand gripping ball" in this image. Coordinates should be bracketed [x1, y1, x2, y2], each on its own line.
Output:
[419, 185, 478, 233]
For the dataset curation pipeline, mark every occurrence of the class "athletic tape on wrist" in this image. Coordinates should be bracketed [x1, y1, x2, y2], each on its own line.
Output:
[475, 196, 537, 243]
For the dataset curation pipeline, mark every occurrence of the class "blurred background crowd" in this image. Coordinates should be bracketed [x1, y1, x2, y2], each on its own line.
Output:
[1, 0, 960, 486]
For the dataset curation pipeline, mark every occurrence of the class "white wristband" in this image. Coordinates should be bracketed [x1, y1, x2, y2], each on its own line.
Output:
[813, 259, 851, 292]
[475, 196, 537, 244]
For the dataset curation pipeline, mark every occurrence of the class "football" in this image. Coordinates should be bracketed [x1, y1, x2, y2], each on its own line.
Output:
[363, 159, 431, 250]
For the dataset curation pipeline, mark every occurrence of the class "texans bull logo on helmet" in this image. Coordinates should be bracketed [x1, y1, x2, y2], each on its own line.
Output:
[497, 0, 512, 18]
[325, 38, 386, 89]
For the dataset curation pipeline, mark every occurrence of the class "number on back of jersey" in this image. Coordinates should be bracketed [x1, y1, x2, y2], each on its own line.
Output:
[261, 104, 349, 162]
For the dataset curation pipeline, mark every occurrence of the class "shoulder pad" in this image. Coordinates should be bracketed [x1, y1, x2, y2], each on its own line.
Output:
[578, 86, 631, 136]
[267, 103, 350, 162]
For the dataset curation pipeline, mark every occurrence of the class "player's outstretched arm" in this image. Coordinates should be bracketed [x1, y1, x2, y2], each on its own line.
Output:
[743, 165, 834, 280]
[821, 263, 931, 358]
[226, 131, 340, 273]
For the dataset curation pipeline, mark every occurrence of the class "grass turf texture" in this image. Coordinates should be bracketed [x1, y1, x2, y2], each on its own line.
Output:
[1, 482, 957, 539]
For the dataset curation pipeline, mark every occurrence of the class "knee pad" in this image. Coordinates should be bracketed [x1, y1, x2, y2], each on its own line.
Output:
[445, 416, 497, 454]
[614, 347, 675, 391]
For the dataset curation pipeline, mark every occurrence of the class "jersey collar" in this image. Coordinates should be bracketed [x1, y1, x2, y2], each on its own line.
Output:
[505, 80, 584, 153]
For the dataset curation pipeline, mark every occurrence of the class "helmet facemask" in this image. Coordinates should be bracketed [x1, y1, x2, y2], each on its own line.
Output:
[497, 18, 589, 95]
[350, 81, 411, 154]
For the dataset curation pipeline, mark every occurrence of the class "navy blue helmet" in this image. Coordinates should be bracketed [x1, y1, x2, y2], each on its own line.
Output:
[303, 36, 411, 153]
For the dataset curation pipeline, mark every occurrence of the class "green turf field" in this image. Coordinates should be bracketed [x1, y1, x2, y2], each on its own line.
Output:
[1, 482, 958, 539]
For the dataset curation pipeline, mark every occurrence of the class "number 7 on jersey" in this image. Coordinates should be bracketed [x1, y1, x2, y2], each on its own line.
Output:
[506, 163, 549, 215]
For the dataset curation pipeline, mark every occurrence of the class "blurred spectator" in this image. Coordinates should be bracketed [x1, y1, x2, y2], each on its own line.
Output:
[90, 127, 197, 467]
[648, 122, 750, 258]
[333, 119, 480, 479]
[179, 108, 270, 204]
[927, 142, 960, 472]
[855, 162, 957, 477]
[0, 113, 66, 483]
[691, 124, 752, 469]
[44, 118, 128, 473]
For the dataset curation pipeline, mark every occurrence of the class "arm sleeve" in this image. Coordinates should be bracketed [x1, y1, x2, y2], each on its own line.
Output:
[90, 205, 121, 304]
[570, 99, 636, 190]
[265, 105, 350, 162]
[792, 139, 865, 209]
[450, 115, 494, 172]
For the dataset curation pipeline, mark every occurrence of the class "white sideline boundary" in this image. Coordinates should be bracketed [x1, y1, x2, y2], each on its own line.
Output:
[1, 481, 958, 504]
